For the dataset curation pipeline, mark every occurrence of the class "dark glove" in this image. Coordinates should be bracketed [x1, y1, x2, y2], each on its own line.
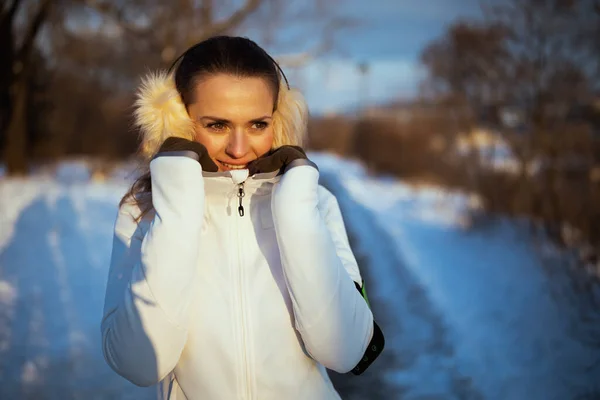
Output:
[247, 145, 315, 176]
[157, 136, 218, 172]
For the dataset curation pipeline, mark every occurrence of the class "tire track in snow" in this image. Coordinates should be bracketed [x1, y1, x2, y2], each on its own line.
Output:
[321, 155, 600, 400]
[320, 169, 484, 400]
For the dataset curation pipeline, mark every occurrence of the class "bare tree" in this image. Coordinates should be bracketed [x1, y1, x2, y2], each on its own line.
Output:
[421, 0, 600, 248]
[421, 21, 511, 210]
[0, 0, 350, 174]
[1, 0, 53, 174]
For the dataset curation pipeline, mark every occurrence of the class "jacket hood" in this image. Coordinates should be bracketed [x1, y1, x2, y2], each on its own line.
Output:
[132, 71, 310, 161]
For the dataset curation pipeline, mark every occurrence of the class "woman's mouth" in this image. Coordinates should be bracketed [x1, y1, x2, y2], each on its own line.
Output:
[218, 160, 248, 170]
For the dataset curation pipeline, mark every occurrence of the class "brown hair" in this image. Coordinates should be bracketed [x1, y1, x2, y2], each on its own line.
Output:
[121, 36, 308, 221]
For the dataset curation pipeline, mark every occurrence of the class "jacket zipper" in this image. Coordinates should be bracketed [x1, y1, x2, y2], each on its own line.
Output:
[235, 180, 252, 398]
[237, 183, 245, 217]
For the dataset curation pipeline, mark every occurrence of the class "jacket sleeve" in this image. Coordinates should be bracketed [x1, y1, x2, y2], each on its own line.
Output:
[100, 155, 205, 387]
[271, 163, 374, 373]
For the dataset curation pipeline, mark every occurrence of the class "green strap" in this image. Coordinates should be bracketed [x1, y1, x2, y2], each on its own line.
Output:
[350, 278, 385, 375]
[361, 281, 371, 309]
[354, 280, 371, 309]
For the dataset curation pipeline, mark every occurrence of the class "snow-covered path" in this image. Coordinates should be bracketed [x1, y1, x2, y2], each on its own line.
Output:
[314, 153, 600, 400]
[0, 174, 156, 399]
[320, 169, 482, 400]
[0, 157, 599, 399]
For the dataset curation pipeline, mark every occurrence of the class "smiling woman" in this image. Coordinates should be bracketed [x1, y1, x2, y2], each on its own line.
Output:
[189, 75, 275, 171]
[100, 36, 384, 400]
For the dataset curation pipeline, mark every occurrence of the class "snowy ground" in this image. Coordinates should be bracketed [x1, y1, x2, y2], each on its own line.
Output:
[314, 153, 600, 400]
[0, 162, 155, 399]
[0, 155, 599, 399]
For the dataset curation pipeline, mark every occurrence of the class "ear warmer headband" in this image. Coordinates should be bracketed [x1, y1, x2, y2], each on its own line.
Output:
[133, 62, 308, 160]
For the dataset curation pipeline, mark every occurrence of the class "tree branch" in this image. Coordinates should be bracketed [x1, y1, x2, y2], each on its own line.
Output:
[83, 0, 150, 38]
[275, 38, 333, 68]
[17, 0, 52, 64]
[1, 0, 23, 28]
[201, 0, 213, 28]
[201, 0, 261, 38]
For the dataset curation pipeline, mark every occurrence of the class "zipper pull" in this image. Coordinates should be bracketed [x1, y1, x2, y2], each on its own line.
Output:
[237, 183, 245, 217]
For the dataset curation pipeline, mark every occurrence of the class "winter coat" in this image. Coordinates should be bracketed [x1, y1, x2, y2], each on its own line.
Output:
[100, 152, 379, 399]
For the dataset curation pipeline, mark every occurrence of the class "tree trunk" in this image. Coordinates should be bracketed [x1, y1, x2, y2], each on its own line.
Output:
[3, 74, 28, 175]
[0, 0, 20, 145]
[1, 0, 51, 174]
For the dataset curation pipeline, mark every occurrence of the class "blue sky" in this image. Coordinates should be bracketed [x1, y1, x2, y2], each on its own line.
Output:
[72, 0, 491, 115]
[68, 0, 492, 114]
[273, 0, 490, 114]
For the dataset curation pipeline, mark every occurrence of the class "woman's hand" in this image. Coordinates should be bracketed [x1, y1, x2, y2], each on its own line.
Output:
[157, 136, 218, 172]
[247, 145, 316, 176]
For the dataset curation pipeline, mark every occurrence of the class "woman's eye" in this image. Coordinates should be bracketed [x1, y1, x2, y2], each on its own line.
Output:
[207, 122, 227, 131]
[251, 121, 268, 130]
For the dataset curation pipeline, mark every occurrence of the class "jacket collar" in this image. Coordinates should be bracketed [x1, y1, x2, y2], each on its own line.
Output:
[202, 169, 280, 197]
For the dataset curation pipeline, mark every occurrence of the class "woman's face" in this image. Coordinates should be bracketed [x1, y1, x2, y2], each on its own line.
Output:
[187, 73, 275, 172]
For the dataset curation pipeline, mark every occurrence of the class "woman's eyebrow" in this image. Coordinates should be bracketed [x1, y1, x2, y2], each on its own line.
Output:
[250, 116, 272, 122]
[199, 116, 229, 122]
[199, 116, 272, 122]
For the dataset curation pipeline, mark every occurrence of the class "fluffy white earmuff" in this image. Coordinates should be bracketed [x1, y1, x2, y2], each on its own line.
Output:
[133, 71, 194, 160]
[272, 78, 309, 149]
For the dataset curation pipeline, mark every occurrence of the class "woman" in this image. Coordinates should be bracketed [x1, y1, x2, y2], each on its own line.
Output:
[101, 36, 383, 400]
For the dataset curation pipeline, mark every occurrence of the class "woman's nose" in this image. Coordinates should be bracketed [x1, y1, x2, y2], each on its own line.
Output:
[225, 129, 249, 159]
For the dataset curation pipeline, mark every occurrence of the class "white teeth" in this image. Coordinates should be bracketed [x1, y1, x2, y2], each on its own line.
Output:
[221, 162, 246, 170]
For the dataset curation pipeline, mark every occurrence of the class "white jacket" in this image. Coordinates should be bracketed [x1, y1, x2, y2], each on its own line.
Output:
[101, 153, 375, 399]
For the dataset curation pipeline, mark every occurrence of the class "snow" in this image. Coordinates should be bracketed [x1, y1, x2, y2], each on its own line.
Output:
[313, 152, 600, 399]
[1, 155, 599, 399]
[0, 168, 156, 399]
